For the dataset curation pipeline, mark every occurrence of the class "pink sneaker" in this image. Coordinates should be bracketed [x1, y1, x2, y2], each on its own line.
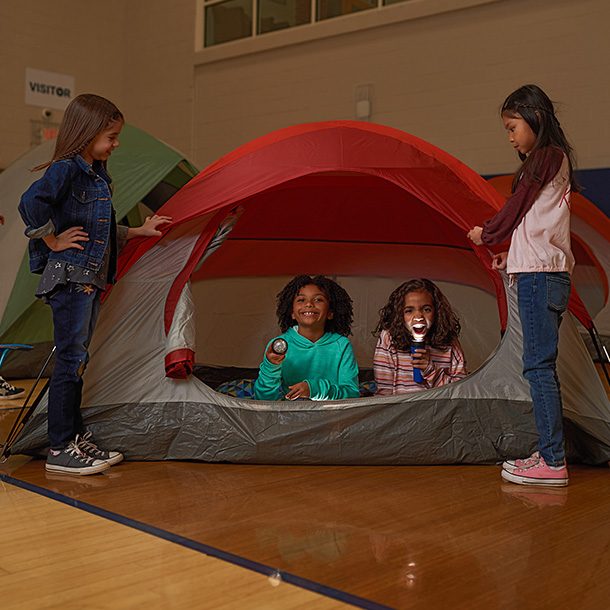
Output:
[501, 484, 568, 508]
[501, 456, 568, 487]
[502, 451, 540, 474]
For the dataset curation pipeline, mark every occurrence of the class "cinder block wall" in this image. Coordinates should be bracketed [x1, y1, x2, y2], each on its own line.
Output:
[0, 0, 125, 170]
[121, 0, 195, 160]
[1, 0, 608, 179]
[193, 0, 610, 174]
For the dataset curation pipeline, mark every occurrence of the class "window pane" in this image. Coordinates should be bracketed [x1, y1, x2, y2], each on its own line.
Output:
[205, 0, 253, 47]
[258, 0, 312, 34]
[317, 0, 376, 21]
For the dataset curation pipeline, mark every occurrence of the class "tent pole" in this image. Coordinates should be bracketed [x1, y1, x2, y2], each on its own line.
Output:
[0, 346, 55, 461]
[588, 326, 610, 387]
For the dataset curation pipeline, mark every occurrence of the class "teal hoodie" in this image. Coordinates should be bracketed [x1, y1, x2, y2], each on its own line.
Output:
[253, 326, 360, 401]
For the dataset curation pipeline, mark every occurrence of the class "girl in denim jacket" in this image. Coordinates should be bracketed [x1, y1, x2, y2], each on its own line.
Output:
[19, 94, 171, 475]
[467, 84, 577, 487]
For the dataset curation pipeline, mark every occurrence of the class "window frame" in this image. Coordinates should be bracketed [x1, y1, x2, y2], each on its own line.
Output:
[195, 0, 502, 62]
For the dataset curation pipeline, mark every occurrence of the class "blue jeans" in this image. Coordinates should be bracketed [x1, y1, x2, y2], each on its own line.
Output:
[47, 283, 101, 449]
[517, 272, 571, 466]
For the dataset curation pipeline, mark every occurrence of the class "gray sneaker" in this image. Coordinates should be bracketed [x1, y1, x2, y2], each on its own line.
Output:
[78, 431, 124, 466]
[0, 377, 25, 400]
[46, 439, 110, 475]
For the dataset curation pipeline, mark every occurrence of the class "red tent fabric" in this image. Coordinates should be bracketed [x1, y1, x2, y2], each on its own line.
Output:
[118, 121, 505, 269]
[115, 121, 591, 349]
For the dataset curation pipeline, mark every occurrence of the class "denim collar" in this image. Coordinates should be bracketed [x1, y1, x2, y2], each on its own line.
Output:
[74, 155, 112, 184]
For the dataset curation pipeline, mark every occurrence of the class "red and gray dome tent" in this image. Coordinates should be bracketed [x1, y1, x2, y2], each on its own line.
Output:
[9, 121, 610, 465]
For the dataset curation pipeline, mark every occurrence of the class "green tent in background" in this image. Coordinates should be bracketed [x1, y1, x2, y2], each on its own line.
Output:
[0, 124, 197, 375]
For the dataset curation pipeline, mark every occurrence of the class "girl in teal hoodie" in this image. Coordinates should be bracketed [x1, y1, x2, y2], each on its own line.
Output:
[254, 275, 360, 401]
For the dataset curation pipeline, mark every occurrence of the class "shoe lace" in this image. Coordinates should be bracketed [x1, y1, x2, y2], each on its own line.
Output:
[0, 379, 16, 391]
[67, 437, 97, 465]
[518, 452, 540, 466]
[77, 431, 104, 456]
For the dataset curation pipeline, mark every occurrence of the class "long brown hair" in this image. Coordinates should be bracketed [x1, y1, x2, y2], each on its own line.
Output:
[374, 279, 461, 350]
[33, 93, 124, 171]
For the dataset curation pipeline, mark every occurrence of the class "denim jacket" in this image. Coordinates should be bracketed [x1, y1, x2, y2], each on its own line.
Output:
[19, 156, 119, 282]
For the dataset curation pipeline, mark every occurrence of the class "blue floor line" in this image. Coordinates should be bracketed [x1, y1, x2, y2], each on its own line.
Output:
[0, 472, 394, 610]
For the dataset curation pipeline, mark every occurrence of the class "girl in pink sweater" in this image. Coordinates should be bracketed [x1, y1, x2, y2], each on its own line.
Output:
[468, 84, 577, 487]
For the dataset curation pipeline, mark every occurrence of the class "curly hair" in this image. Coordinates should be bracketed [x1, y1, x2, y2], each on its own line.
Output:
[374, 279, 461, 350]
[276, 275, 354, 336]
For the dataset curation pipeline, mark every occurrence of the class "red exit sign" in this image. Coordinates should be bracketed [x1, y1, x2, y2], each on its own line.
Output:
[41, 126, 59, 141]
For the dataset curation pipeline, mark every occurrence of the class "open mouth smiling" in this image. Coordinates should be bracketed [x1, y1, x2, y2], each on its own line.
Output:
[412, 323, 427, 337]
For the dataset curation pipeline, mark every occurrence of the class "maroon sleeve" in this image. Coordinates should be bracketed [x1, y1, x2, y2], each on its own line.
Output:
[481, 147, 564, 246]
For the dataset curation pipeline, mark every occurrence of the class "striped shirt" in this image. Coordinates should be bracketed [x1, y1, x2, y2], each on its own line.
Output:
[373, 330, 467, 395]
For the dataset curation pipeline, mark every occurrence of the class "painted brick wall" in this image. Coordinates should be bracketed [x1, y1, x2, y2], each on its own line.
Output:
[121, 0, 196, 160]
[193, 0, 610, 174]
[0, 0, 125, 170]
[1, 0, 608, 180]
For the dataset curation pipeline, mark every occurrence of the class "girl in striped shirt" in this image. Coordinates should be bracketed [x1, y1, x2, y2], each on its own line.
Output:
[373, 279, 467, 395]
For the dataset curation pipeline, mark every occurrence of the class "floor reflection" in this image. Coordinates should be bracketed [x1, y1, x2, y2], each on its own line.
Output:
[4, 459, 610, 608]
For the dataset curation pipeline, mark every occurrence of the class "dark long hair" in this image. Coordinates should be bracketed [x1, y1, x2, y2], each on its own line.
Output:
[501, 84, 577, 192]
[276, 275, 354, 336]
[374, 279, 460, 350]
[33, 93, 124, 171]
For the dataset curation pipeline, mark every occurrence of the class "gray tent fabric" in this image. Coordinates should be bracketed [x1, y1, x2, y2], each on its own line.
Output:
[570, 215, 610, 360]
[11, 231, 610, 464]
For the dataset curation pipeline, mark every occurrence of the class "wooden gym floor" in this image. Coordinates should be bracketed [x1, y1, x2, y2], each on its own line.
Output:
[1, 380, 610, 609]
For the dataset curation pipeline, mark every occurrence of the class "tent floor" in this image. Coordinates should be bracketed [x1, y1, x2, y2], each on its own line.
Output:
[2, 456, 610, 608]
[192, 364, 376, 393]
